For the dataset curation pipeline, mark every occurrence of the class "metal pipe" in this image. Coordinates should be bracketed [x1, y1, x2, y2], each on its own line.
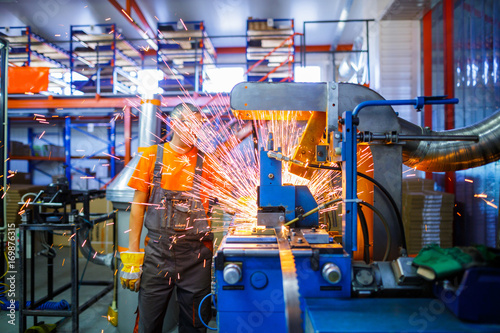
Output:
[399, 109, 500, 171]
[138, 95, 161, 148]
[77, 221, 114, 269]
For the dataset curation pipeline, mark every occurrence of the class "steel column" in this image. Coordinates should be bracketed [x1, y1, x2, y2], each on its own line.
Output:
[64, 117, 71, 188]
[109, 119, 116, 178]
[341, 111, 358, 255]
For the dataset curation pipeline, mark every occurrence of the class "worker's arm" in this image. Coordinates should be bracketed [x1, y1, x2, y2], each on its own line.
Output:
[128, 190, 149, 252]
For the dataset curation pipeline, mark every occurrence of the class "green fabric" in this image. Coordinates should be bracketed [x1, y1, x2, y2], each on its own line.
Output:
[413, 244, 473, 280]
[413, 244, 500, 281]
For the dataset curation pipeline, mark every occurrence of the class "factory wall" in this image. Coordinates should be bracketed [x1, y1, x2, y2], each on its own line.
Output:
[429, 0, 500, 247]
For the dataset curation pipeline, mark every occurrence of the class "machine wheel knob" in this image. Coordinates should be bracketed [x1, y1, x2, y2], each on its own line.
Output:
[223, 264, 242, 285]
[322, 263, 341, 284]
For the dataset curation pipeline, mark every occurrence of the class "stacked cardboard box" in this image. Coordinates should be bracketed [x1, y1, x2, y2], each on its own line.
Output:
[402, 179, 454, 255]
[9, 140, 31, 156]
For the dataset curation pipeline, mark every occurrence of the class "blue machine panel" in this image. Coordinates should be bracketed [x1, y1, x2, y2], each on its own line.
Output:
[303, 298, 500, 332]
[294, 185, 319, 227]
[296, 254, 351, 299]
[216, 255, 286, 332]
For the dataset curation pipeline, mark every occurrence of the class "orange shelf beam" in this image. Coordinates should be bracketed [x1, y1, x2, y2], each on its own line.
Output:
[9, 156, 66, 162]
[8, 95, 228, 110]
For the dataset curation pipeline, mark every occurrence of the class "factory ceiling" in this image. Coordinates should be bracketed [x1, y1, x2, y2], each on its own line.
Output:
[0, 0, 427, 50]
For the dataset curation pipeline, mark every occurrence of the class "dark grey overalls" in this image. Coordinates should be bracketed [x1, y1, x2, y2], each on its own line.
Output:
[139, 144, 213, 333]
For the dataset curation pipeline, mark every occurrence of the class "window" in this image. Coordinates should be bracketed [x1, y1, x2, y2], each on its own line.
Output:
[203, 67, 245, 93]
[295, 66, 321, 82]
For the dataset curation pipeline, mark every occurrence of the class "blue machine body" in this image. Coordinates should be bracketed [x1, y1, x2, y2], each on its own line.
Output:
[216, 146, 351, 332]
[258, 148, 318, 227]
[215, 235, 351, 333]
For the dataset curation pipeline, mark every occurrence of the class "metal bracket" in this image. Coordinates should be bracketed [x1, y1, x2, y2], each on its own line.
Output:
[327, 82, 339, 136]
[310, 249, 320, 271]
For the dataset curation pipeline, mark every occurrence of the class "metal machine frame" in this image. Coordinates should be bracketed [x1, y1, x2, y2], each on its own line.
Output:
[18, 190, 115, 332]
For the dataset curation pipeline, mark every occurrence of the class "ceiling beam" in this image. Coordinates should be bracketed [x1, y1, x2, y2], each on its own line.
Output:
[107, 0, 157, 50]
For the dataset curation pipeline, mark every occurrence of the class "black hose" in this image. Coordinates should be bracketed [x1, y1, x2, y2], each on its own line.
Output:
[359, 201, 392, 261]
[307, 163, 407, 251]
[357, 206, 370, 264]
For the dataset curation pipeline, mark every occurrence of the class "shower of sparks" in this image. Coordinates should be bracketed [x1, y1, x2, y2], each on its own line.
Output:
[179, 18, 188, 31]
[158, 95, 346, 226]
[481, 198, 498, 209]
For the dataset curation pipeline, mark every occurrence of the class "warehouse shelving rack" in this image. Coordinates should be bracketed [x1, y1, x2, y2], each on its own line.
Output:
[7, 113, 139, 189]
[156, 20, 216, 92]
[0, 24, 145, 95]
[0, 26, 71, 92]
[69, 23, 143, 94]
[246, 18, 296, 82]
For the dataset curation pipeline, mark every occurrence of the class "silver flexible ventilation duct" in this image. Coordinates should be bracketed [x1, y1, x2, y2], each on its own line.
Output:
[78, 224, 114, 268]
[400, 109, 500, 172]
[81, 94, 160, 269]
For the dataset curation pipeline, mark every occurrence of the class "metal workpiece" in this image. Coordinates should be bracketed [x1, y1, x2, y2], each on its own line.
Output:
[399, 109, 500, 171]
[301, 228, 330, 244]
[256, 211, 285, 227]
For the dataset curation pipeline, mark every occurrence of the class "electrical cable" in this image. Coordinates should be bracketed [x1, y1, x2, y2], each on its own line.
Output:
[0, 298, 69, 311]
[1, 251, 7, 279]
[357, 206, 370, 264]
[306, 163, 406, 251]
[198, 293, 217, 331]
[283, 198, 392, 261]
[284, 198, 342, 226]
[358, 201, 392, 262]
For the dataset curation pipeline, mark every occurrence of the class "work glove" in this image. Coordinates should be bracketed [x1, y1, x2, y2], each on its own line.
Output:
[120, 252, 144, 292]
[413, 244, 500, 281]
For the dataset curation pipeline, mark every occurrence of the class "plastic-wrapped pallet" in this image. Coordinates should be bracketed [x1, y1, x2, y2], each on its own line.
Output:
[402, 179, 454, 255]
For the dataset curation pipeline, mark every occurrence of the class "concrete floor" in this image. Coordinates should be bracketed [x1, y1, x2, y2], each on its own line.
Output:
[0, 246, 217, 333]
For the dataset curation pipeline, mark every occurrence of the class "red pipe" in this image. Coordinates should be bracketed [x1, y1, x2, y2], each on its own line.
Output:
[443, 0, 455, 194]
[422, 9, 433, 180]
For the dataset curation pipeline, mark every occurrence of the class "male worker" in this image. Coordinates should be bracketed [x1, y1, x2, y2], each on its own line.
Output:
[121, 103, 214, 333]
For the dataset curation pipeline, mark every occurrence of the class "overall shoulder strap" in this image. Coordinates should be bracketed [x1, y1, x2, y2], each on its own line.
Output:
[152, 144, 164, 183]
[191, 151, 204, 199]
